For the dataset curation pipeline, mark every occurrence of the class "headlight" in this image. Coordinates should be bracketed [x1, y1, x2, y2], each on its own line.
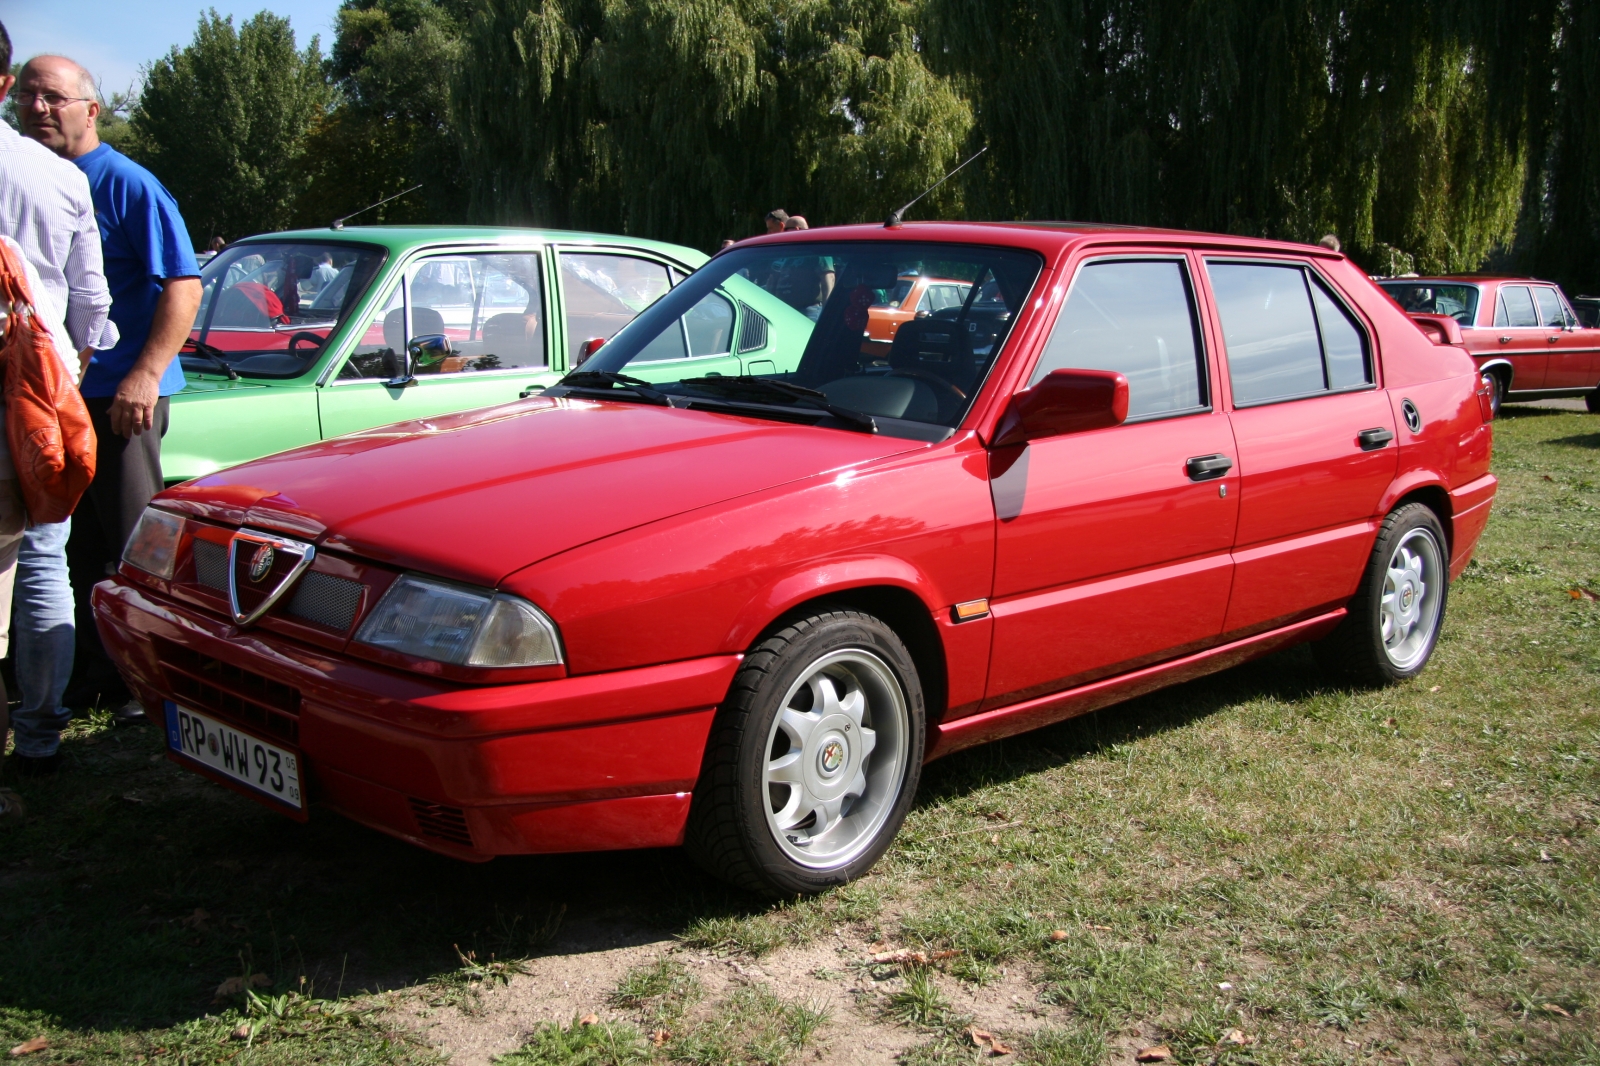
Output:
[123, 507, 184, 579]
[355, 574, 563, 668]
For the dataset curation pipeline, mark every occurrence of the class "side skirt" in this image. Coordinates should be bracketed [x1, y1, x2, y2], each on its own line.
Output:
[925, 609, 1345, 760]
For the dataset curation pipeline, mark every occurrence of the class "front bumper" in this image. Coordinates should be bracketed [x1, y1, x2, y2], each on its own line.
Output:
[94, 578, 737, 860]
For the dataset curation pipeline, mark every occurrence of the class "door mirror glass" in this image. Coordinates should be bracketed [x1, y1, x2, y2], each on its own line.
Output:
[992, 368, 1130, 447]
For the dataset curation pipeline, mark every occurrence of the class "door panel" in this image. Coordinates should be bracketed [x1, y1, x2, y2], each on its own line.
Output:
[1223, 391, 1396, 634]
[1535, 286, 1595, 390]
[1490, 284, 1549, 391]
[986, 414, 1239, 706]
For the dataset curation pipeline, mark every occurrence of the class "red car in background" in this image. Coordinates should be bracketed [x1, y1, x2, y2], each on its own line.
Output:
[1378, 276, 1600, 413]
[97, 222, 1496, 897]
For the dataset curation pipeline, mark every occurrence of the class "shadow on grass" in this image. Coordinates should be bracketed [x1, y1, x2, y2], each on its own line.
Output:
[0, 645, 1337, 1032]
[1548, 432, 1600, 449]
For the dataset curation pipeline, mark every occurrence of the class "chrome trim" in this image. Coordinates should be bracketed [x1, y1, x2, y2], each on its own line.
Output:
[228, 529, 317, 627]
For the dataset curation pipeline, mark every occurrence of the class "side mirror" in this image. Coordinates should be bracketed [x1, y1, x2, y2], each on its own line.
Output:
[389, 333, 450, 386]
[574, 336, 606, 366]
[991, 368, 1129, 447]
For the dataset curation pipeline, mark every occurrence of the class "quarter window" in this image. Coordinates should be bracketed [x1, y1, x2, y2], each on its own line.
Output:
[1532, 286, 1569, 327]
[1032, 259, 1206, 419]
[1207, 261, 1372, 405]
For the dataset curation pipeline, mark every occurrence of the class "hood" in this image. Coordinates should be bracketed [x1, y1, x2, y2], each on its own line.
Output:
[159, 397, 923, 585]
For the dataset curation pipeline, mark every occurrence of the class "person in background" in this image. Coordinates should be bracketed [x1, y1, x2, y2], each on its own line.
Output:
[310, 250, 338, 291]
[0, 23, 118, 775]
[17, 54, 202, 727]
[1318, 234, 1342, 252]
[780, 216, 834, 321]
[764, 209, 789, 235]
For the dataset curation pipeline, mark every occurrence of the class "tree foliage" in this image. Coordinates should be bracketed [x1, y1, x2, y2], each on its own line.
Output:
[131, 11, 330, 245]
[455, 0, 973, 247]
[294, 0, 470, 226]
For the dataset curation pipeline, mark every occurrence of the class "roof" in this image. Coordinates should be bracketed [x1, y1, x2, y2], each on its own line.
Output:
[1375, 275, 1547, 285]
[233, 225, 708, 265]
[719, 220, 1350, 260]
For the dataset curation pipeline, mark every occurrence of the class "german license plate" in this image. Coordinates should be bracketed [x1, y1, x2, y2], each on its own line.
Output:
[165, 701, 303, 809]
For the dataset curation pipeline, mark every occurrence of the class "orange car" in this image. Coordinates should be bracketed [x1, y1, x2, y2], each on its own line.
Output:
[860, 274, 972, 357]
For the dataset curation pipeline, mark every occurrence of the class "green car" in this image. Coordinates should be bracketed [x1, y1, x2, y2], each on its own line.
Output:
[172, 226, 811, 484]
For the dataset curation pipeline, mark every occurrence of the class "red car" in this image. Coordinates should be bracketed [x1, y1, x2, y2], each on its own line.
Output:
[1378, 276, 1600, 413]
[97, 223, 1497, 897]
[860, 274, 973, 357]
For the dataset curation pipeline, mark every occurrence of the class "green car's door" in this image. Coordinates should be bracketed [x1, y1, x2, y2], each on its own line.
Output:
[318, 249, 563, 438]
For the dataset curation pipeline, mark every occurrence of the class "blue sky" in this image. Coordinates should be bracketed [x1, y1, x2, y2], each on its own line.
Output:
[1, 0, 344, 102]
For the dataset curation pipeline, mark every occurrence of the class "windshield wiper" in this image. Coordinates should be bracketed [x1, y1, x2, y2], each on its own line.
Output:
[182, 338, 240, 380]
[678, 376, 876, 433]
[555, 369, 669, 405]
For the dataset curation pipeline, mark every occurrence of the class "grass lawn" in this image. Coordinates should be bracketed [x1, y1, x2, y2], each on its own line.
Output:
[2, 405, 1596, 1066]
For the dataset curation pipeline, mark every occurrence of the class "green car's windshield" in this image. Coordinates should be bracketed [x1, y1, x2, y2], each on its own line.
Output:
[188, 242, 386, 378]
[562, 242, 1043, 440]
[1379, 281, 1481, 326]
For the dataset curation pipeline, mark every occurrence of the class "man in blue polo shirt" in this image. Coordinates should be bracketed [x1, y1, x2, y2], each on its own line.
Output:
[19, 55, 201, 724]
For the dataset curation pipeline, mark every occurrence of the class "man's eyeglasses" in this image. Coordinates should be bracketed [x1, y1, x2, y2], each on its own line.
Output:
[13, 91, 95, 110]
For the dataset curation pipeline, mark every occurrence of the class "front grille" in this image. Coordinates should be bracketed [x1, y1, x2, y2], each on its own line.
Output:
[737, 303, 770, 353]
[286, 571, 364, 631]
[193, 539, 228, 590]
[155, 638, 302, 744]
[409, 799, 473, 847]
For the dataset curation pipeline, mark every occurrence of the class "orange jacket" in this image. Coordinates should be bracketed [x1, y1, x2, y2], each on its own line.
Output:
[0, 239, 96, 525]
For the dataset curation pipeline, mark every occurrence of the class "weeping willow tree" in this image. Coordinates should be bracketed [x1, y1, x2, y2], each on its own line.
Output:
[920, 0, 1564, 276]
[454, 0, 972, 248]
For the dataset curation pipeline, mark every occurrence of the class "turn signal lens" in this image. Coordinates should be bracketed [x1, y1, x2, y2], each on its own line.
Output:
[1476, 373, 1497, 423]
[122, 507, 184, 579]
[356, 574, 563, 668]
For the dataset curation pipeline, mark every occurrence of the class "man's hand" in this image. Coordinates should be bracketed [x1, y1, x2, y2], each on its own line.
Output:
[110, 276, 201, 438]
[108, 366, 163, 437]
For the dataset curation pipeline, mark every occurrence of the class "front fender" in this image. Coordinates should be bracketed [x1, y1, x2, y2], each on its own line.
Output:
[725, 554, 935, 651]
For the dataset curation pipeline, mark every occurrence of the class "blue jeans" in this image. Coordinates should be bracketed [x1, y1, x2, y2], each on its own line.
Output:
[11, 519, 74, 757]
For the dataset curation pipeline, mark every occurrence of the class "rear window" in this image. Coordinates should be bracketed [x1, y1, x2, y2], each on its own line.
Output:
[1378, 281, 1480, 326]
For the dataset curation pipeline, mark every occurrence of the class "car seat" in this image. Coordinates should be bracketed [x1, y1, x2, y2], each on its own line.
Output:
[480, 313, 544, 367]
[383, 306, 447, 352]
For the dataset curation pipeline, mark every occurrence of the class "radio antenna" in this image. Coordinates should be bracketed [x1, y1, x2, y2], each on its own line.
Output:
[331, 184, 423, 230]
[885, 147, 987, 228]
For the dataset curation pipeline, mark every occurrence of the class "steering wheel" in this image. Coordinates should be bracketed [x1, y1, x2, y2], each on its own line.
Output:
[286, 331, 325, 356]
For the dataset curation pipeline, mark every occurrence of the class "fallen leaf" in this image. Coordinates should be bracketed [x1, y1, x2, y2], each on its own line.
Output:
[867, 940, 889, 953]
[1384, 717, 1398, 727]
[964, 1027, 1013, 1056]
[1219, 1028, 1253, 1046]
[1540, 849, 1556, 863]
[872, 949, 930, 965]
[1134, 1046, 1172, 1063]
[1429, 685, 1440, 692]
[8, 1037, 49, 1057]
[651, 1029, 671, 1046]
[230, 1024, 252, 1040]
[1291, 1038, 1306, 1049]
[1086, 924, 1112, 932]
[1542, 1003, 1571, 1017]
[578, 1013, 599, 1027]
[1542, 474, 1555, 481]
[1217, 982, 1234, 991]
[1570, 587, 1599, 602]
[1049, 930, 1069, 941]
[213, 974, 270, 999]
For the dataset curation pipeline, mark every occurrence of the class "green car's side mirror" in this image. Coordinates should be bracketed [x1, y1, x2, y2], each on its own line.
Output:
[391, 333, 450, 387]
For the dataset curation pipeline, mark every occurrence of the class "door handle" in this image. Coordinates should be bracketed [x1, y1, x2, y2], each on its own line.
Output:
[1185, 453, 1233, 481]
[1357, 427, 1394, 450]
[1548, 335, 1560, 344]
[1499, 335, 1512, 344]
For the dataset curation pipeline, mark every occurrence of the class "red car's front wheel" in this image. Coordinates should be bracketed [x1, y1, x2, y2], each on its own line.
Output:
[686, 608, 924, 896]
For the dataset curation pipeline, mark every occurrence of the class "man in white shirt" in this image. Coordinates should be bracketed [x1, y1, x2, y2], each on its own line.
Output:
[0, 21, 118, 775]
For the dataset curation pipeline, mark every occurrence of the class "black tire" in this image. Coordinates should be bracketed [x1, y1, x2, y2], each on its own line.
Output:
[685, 608, 925, 897]
[1314, 503, 1450, 686]
[1586, 388, 1600, 414]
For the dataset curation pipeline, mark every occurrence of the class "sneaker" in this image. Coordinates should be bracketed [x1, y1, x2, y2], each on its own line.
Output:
[112, 699, 149, 727]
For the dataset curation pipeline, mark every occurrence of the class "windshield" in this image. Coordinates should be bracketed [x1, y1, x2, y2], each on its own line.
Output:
[565, 242, 1043, 440]
[1379, 281, 1480, 326]
[189, 241, 386, 377]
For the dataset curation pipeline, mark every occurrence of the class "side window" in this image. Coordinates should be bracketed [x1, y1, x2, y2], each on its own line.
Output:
[1532, 286, 1567, 327]
[561, 253, 674, 364]
[1032, 259, 1206, 419]
[339, 284, 405, 380]
[410, 253, 545, 373]
[686, 291, 735, 356]
[1499, 286, 1539, 327]
[1208, 261, 1372, 405]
